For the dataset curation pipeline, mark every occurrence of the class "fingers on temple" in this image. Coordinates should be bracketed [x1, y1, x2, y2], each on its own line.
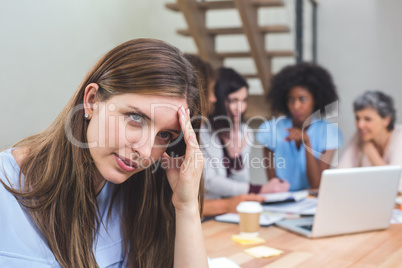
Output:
[179, 107, 199, 150]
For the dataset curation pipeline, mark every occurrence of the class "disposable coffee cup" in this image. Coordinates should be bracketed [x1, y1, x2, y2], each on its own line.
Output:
[236, 201, 263, 237]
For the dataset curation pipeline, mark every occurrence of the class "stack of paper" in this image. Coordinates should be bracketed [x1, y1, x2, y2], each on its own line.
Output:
[208, 257, 240, 268]
[260, 190, 309, 204]
[244, 245, 283, 258]
[263, 197, 317, 215]
[231, 235, 265, 245]
[391, 209, 402, 224]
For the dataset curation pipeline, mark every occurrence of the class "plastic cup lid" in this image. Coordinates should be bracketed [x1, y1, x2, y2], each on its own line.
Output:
[236, 201, 263, 213]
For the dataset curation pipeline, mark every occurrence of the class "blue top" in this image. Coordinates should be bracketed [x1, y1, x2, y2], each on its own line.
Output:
[0, 149, 124, 267]
[256, 117, 343, 191]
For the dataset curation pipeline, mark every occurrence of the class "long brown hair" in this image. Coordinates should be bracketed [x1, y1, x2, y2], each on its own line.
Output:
[2, 39, 204, 268]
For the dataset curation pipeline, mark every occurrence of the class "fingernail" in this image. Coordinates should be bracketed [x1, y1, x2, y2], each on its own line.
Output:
[180, 106, 186, 114]
[186, 109, 190, 117]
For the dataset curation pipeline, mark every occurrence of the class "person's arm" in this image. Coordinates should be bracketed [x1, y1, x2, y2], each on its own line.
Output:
[337, 133, 360, 168]
[387, 130, 402, 193]
[203, 194, 265, 217]
[361, 141, 387, 166]
[305, 146, 336, 188]
[263, 147, 277, 180]
[203, 156, 250, 197]
[287, 127, 335, 189]
[162, 107, 207, 268]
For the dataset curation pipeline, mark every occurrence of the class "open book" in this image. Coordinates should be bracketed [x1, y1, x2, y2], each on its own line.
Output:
[260, 190, 308, 204]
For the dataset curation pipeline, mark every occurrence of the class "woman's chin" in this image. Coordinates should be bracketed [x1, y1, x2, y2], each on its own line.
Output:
[359, 135, 371, 142]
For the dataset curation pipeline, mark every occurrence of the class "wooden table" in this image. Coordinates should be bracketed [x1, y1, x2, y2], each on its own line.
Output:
[203, 220, 402, 267]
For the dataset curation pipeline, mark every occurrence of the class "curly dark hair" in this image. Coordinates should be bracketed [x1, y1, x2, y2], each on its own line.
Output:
[267, 62, 338, 116]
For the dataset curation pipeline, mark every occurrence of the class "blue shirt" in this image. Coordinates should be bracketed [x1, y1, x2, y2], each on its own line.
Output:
[256, 117, 343, 191]
[0, 149, 124, 267]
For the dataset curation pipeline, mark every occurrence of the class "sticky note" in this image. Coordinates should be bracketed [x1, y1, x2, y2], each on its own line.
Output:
[244, 245, 283, 258]
[231, 235, 266, 245]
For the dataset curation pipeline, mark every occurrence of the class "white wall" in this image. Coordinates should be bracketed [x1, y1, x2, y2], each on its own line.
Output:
[2, 0, 401, 155]
[0, 0, 295, 149]
[318, 0, 402, 149]
[0, 0, 196, 148]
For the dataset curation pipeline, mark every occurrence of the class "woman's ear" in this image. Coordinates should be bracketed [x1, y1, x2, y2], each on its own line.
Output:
[83, 83, 99, 120]
[383, 115, 391, 129]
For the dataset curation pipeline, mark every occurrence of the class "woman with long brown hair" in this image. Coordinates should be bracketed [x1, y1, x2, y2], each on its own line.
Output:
[0, 39, 207, 267]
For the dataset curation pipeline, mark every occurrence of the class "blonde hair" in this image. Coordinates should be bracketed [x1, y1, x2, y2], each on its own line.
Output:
[2, 39, 204, 268]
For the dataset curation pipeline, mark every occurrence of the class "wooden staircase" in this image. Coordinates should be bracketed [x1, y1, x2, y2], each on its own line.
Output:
[166, 0, 295, 118]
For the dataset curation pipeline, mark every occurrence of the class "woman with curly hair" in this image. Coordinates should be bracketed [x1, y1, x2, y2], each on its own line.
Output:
[256, 62, 343, 191]
[338, 90, 402, 192]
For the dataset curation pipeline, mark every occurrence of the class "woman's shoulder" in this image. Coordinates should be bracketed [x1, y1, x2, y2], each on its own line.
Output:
[0, 147, 27, 187]
[11, 147, 29, 167]
[389, 125, 402, 147]
[257, 116, 290, 131]
[392, 124, 402, 136]
[310, 118, 341, 133]
[199, 123, 218, 145]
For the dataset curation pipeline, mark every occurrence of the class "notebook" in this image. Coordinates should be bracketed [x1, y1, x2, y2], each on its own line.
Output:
[275, 166, 402, 238]
[260, 190, 308, 204]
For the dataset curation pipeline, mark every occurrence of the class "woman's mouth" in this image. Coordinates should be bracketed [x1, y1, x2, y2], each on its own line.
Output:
[358, 130, 370, 138]
[292, 113, 302, 119]
[114, 154, 138, 172]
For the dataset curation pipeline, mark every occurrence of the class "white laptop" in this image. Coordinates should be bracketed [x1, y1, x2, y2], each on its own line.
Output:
[275, 166, 402, 238]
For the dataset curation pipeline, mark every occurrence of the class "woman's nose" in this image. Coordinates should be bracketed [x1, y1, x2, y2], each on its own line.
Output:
[129, 130, 154, 159]
[290, 100, 300, 111]
[356, 120, 365, 129]
[135, 136, 154, 159]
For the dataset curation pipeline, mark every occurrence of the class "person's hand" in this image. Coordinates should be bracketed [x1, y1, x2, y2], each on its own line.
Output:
[360, 140, 378, 157]
[259, 177, 290, 194]
[220, 131, 246, 159]
[225, 194, 266, 213]
[161, 107, 204, 212]
[285, 127, 309, 144]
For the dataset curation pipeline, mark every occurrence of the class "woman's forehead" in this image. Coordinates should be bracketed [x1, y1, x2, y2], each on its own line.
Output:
[288, 86, 312, 96]
[110, 93, 188, 109]
[107, 93, 188, 129]
[228, 87, 248, 99]
[356, 107, 380, 116]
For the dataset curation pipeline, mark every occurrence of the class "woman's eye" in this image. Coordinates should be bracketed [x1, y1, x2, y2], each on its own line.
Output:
[300, 97, 307, 103]
[129, 114, 144, 124]
[158, 132, 172, 142]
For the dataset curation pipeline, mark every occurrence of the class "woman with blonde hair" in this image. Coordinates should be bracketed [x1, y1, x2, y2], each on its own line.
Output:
[0, 39, 207, 267]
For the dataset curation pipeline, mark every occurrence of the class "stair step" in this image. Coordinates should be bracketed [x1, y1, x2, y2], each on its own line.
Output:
[242, 73, 259, 79]
[166, 0, 284, 12]
[165, 3, 180, 12]
[251, 0, 284, 8]
[217, 50, 295, 58]
[177, 25, 290, 36]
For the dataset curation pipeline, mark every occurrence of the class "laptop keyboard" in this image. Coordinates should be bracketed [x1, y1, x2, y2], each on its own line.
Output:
[300, 224, 313, 231]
